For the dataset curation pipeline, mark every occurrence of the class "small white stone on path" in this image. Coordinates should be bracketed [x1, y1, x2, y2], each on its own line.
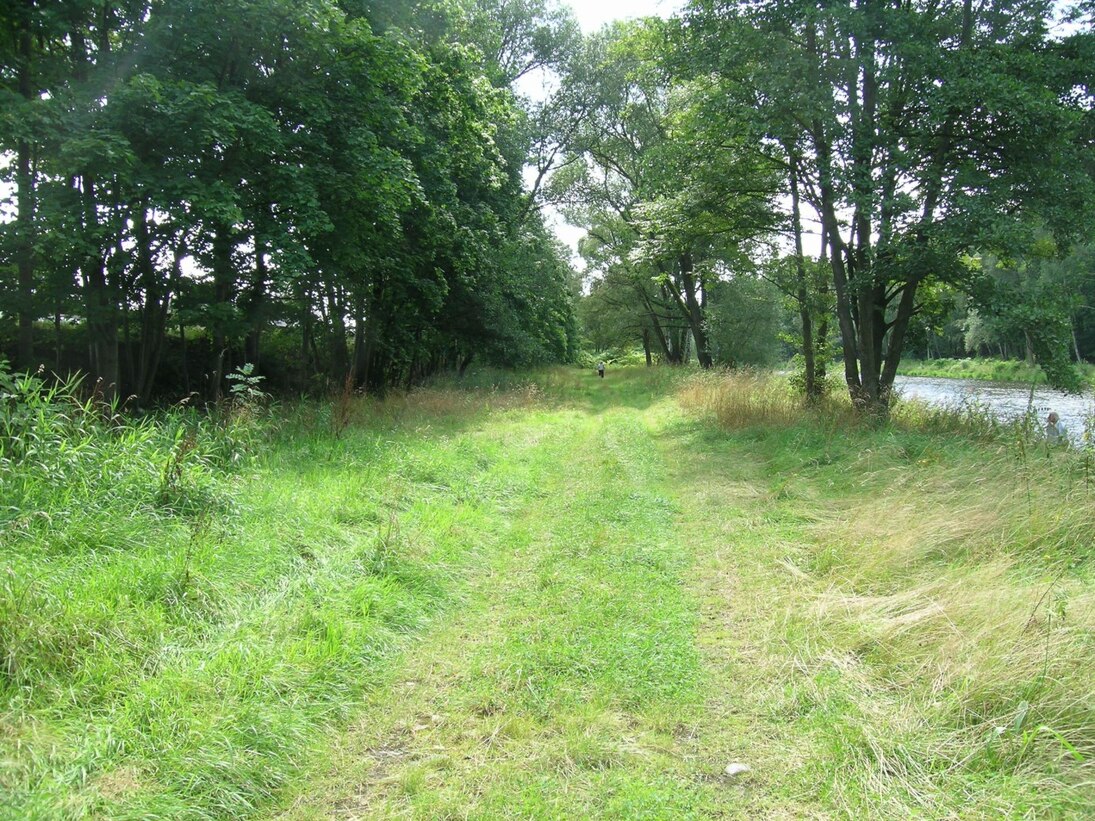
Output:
[724, 763, 750, 778]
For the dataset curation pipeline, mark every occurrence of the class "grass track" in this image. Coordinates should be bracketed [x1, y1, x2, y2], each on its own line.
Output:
[282, 384, 713, 818]
[279, 368, 1095, 819]
[6, 367, 1093, 818]
[280, 374, 854, 819]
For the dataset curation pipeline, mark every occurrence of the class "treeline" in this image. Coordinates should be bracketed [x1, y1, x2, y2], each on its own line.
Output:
[559, 1, 1095, 409]
[0, 0, 580, 401]
[903, 244, 1095, 363]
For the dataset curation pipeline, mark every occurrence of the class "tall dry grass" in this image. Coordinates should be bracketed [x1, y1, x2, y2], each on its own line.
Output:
[810, 451, 1095, 800]
[678, 368, 856, 429]
[679, 368, 1095, 811]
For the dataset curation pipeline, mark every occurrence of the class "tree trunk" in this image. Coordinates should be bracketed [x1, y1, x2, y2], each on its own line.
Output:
[788, 153, 817, 401]
[678, 253, 713, 368]
[351, 299, 370, 387]
[85, 259, 119, 402]
[661, 255, 712, 368]
[81, 175, 119, 402]
[806, 23, 865, 406]
[210, 225, 234, 401]
[135, 207, 172, 404]
[15, 23, 35, 368]
[54, 307, 62, 370]
[642, 328, 652, 367]
[300, 291, 314, 390]
[815, 223, 830, 388]
[245, 231, 268, 366]
[16, 141, 35, 368]
[324, 282, 349, 380]
[640, 287, 678, 364]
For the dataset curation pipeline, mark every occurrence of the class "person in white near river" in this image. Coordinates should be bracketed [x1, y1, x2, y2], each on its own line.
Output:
[596, 361, 605, 378]
[1046, 411, 1066, 444]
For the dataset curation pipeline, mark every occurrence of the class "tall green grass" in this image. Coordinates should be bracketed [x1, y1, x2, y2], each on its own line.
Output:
[678, 369, 1095, 815]
[0, 365, 534, 819]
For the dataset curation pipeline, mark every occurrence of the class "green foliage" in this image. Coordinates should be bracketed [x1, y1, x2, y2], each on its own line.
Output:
[0, 0, 579, 399]
[558, 19, 781, 369]
[968, 247, 1087, 391]
[898, 357, 1095, 387]
[682, 0, 1095, 407]
[226, 362, 269, 405]
[706, 274, 785, 368]
[0, 359, 240, 527]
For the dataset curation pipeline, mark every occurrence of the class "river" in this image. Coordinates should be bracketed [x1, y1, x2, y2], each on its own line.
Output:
[893, 375, 1094, 443]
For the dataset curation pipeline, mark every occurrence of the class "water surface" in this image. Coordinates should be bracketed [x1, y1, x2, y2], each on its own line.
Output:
[893, 375, 1093, 443]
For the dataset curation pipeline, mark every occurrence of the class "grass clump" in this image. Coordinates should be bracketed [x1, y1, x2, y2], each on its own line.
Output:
[678, 367, 855, 431]
[0, 366, 230, 529]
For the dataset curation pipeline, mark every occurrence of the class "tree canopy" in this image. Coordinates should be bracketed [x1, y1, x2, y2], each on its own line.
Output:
[0, 0, 580, 399]
[2, 0, 1093, 407]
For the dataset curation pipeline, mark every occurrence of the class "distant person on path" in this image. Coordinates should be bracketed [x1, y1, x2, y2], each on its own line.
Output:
[597, 361, 605, 379]
[1046, 411, 1066, 445]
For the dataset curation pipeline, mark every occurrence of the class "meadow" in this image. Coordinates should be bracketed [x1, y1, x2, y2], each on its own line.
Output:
[2, 364, 1092, 818]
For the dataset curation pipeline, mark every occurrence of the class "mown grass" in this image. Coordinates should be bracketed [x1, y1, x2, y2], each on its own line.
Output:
[677, 369, 1095, 817]
[281, 374, 707, 819]
[898, 357, 1095, 386]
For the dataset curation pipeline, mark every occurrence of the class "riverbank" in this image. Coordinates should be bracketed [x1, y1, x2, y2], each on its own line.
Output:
[898, 357, 1095, 386]
[3, 367, 1092, 818]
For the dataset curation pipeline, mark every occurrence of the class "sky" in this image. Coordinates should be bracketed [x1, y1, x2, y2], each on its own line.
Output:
[566, 0, 684, 33]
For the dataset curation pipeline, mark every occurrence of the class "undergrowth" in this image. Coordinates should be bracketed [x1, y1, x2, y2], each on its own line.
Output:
[898, 357, 1095, 387]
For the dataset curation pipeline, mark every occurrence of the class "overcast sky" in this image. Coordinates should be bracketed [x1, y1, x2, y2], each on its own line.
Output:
[566, 0, 684, 32]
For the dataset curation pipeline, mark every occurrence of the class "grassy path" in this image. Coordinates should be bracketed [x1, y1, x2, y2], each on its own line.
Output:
[7, 368, 1091, 817]
[280, 374, 857, 818]
[277, 371, 1095, 818]
[283, 386, 717, 818]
